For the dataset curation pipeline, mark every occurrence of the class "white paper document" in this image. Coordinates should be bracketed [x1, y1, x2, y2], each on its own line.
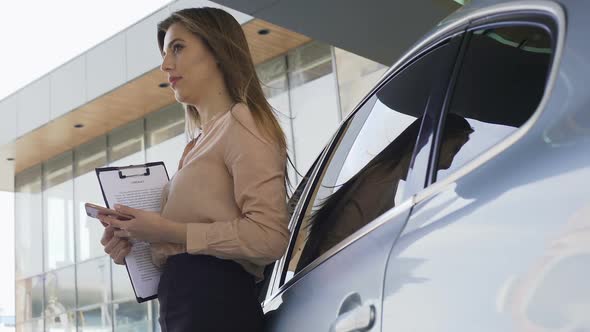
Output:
[95, 162, 170, 302]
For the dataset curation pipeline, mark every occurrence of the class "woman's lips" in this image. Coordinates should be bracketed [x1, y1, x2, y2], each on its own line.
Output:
[169, 77, 182, 88]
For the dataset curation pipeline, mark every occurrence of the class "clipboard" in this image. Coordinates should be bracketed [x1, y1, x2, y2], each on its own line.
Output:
[96, 162, 169, 208]
[95, 162, 170, 303]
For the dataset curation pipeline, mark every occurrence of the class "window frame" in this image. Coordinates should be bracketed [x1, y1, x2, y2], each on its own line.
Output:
[263, 28, 468, 303]
[257, 151, 327, 302]
[425, 11, 561, 188]
[264, 120, 349, 299]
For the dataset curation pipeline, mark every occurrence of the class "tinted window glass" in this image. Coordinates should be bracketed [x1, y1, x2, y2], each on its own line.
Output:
[43, 151, 75, 271]
[114, 301, 150, 331]
[76, 257, 110, 308]
[44, 266, 76, 315]
[15, 276, 44, 321]
[284, 40, 460, 282]
[435, 25, 552, 180]
[15, 166, 43, 279]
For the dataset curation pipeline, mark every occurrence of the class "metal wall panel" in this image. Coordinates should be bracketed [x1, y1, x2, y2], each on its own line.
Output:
[86, 34, 126, 101]
[126, 7, 170, 81]
[17, 77, 51, 136]
[50, 55, 86, 119]
[0, 94, 18, 145]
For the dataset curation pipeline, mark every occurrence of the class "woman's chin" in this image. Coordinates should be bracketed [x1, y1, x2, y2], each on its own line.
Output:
[173, 89, 197, 105]
[174, 90, 187, 103]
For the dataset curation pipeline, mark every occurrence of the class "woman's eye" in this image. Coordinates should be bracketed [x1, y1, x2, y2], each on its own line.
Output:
[173, 44, 184, 53]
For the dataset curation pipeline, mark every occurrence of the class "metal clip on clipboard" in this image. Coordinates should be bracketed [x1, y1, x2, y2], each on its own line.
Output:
[118, 165, 151, 179]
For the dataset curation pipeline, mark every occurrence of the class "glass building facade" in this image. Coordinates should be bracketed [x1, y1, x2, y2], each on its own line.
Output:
[14, 40, 386, 331]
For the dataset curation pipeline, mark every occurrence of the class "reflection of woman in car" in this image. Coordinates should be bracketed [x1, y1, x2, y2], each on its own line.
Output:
[297, 114, 473, 271]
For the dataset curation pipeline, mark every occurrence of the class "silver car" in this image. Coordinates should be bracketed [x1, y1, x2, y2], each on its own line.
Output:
[259, 0, 590, 331]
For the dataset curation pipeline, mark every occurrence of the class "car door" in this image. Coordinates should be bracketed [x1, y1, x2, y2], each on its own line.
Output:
[261, 30, 465, 332]
[380, 6, 589, 332]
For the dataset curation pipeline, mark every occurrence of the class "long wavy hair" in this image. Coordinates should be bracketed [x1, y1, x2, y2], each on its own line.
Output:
[157, 7, 287, 153]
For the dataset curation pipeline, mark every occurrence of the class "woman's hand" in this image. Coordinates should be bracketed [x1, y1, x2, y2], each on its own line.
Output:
[100, 204, 187, 244]
[100, 225, 131, 265]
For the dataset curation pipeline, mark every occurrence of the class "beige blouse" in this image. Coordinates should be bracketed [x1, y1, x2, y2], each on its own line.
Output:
[150, 103, 290, 281]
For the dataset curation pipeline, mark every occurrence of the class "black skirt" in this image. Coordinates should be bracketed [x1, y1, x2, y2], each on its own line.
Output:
[158, 253, 264, 332]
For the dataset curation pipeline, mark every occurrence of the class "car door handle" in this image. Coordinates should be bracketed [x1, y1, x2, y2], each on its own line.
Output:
[329, 304, 376, 332]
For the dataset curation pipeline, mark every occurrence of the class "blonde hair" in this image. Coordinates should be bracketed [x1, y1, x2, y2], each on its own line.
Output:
[157, 7, 287, 153]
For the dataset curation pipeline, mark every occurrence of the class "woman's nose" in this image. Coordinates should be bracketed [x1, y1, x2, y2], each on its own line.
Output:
[160, 54, 174, 72]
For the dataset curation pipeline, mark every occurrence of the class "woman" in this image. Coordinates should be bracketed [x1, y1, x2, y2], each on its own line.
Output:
[99, 7, 290, 331]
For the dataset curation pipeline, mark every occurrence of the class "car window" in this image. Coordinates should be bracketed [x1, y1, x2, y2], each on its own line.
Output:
[282, 39, 462, 284]
[434, 25, 553, 181]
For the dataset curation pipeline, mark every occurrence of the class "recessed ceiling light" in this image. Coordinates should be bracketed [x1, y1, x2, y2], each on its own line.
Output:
[159, 82, 169, 88]
[258, 29, 270, 35]
[74, 123, 84, 128]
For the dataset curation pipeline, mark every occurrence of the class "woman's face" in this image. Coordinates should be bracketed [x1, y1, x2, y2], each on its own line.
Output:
[160, 23, 222, 104]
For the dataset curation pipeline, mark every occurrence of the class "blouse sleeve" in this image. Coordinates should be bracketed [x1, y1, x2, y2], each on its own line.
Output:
[184, 110, 290, 266]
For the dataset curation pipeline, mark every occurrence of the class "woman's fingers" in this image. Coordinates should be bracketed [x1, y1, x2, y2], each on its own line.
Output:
[100, 225, 116, 246]
[100, 222, 131, 265]
[114, 229, 131, 238]
[107, 241, 123, 259]
[104, 236, 121, 254]
[101, 225, 132, 265]
[105, 236, 129, 255]
[110, 239, 131, 264]
[113, 244, 132, 265]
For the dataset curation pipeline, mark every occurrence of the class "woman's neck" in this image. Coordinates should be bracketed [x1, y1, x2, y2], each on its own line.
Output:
[192, 89, 235, 127]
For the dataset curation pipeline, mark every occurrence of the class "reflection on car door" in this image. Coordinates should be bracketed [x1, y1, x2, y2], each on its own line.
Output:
[262, 34, 463, 332]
